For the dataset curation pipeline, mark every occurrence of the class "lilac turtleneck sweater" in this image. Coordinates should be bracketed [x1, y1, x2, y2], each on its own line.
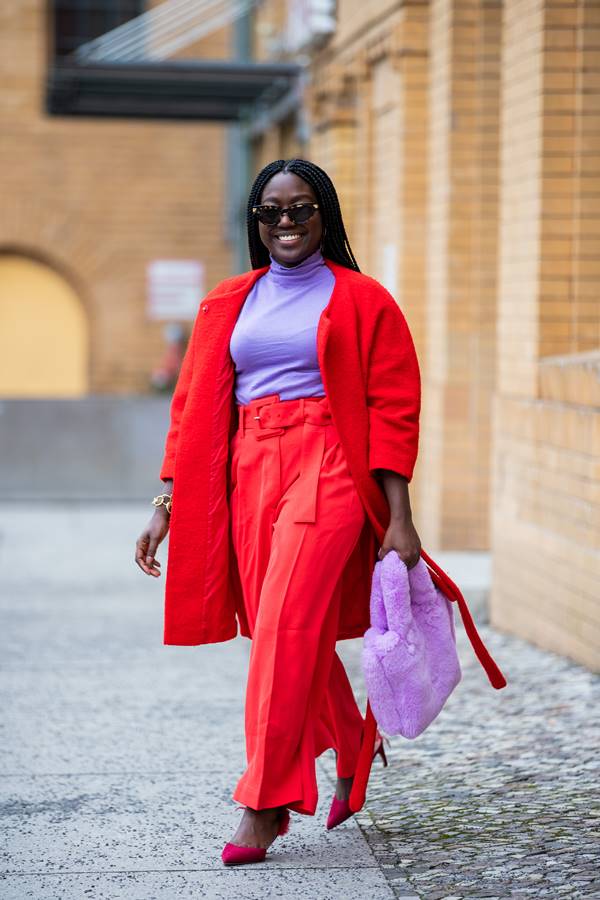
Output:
[229, 247, 336, 405]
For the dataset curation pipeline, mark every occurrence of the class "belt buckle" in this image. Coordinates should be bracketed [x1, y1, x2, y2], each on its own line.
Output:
[253, 399, 284, 438]
[252, 398, 276, 427]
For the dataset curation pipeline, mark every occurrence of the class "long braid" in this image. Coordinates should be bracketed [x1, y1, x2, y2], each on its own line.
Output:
[246, 158, 360, 272]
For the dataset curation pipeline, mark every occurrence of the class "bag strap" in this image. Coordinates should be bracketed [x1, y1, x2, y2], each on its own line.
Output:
[349, 548, 507, 813]
[419, 549, 507, 690]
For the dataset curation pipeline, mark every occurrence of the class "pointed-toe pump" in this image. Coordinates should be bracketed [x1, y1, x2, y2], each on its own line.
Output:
[326, 737, 388, 831]
[221, 807, 290, 866]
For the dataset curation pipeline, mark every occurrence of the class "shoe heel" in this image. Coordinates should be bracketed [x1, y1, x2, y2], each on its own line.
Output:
[376, 742, 388, 767]
[222, 806, 291, 866]
[277, 808, 290, 836]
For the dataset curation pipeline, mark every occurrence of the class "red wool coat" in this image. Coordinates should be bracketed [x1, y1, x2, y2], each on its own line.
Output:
[159, 259, 421, 646]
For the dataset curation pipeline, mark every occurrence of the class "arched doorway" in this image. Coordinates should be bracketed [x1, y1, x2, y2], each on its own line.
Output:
[0, 254, 88, 396]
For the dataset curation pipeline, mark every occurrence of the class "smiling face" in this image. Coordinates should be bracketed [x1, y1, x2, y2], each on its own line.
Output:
[257, 171, 323, 267]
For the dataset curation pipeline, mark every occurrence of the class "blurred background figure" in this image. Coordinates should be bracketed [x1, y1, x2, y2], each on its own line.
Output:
[150, 323, 187, 393]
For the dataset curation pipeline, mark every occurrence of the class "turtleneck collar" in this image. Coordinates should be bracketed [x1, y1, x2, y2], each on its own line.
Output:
[267, 247, 326, 285]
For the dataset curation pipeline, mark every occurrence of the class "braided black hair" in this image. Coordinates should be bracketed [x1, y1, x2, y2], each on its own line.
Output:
[246, 158, 360, 271]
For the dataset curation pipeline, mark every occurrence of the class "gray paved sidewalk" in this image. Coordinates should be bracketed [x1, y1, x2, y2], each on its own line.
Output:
[1, 504, 599, 899]
[0, 504, 392, 900]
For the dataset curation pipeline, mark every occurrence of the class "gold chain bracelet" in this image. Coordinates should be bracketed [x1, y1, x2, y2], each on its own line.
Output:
[152, 493, 172, 515]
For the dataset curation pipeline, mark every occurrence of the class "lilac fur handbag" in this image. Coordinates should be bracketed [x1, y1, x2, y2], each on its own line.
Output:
[362, 551, 462, 739]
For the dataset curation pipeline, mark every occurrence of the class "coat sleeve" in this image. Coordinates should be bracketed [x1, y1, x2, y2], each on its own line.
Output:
[366, 297, 421, 482]
[158, 313, 199, 481]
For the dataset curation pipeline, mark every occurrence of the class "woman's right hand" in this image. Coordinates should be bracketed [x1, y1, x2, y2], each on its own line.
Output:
[135, 509, 170, 577]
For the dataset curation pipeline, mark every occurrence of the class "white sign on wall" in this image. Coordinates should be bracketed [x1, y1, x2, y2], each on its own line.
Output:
[147, 259, 205, 321]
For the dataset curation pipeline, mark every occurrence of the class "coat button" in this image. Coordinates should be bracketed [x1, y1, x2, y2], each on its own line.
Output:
[201, 304, 209, 313]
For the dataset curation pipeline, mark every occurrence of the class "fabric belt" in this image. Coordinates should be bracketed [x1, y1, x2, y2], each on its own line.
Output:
[237, 395, 331, 524]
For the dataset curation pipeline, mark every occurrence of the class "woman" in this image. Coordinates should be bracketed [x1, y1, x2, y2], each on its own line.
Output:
[135, 158, 422, 865]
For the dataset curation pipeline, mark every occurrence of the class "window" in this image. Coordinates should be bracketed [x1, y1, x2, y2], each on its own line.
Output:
[51, 0, 145, 60]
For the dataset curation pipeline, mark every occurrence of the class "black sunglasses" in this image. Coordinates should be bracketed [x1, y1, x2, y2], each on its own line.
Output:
[251, 203, 320, 226]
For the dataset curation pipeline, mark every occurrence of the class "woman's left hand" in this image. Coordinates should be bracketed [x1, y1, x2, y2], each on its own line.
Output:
[378, 517, 421, 569]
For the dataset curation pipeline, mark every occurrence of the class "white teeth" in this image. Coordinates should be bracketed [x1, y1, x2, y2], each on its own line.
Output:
[276, 234, 302, 241]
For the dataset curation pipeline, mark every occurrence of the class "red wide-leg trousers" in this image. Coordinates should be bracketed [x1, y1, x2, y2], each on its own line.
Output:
[229, 393, 366, 816]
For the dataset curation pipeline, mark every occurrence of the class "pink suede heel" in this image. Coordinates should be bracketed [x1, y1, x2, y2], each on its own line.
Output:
[221, 807, 290, 866]
[326, 737, 388, 830]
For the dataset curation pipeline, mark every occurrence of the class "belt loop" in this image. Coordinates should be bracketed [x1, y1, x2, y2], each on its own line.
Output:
[299, 397, 305, 420]
[239, 404, 245, 437]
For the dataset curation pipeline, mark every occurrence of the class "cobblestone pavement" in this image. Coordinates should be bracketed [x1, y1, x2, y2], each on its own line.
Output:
[330, 627, 600, 899]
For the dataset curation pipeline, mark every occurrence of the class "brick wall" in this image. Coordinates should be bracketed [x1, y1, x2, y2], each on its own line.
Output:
[305, 0, 599, 669]
[491, 0, 600, 671]
[419, 0, 502, 550]
[491, 353, 600, 671]
[0, 1, 233, 393]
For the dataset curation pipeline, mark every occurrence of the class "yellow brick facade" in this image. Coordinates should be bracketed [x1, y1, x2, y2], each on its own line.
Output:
[420, 0, 502, 550]
[491, 0, 600, 671]
[258, 0, 599, 670]
[0, 1, 233, 393]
